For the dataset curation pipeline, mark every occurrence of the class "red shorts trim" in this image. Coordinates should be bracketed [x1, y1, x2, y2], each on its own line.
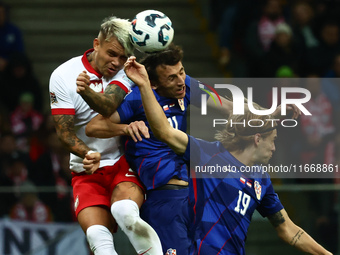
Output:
[71, 155, 144, 217]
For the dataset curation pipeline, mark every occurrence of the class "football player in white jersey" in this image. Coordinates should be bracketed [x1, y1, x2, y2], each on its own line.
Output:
[49, 16, 162, 255]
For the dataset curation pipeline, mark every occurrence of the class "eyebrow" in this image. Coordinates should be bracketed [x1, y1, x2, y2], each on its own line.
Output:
[168, 74, 177, 80]
[167, 66, 184, 79]
[107, 48, 125, 57]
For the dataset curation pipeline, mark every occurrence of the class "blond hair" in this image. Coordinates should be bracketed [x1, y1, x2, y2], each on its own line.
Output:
[99, 16, 134, 56]
[215, 102, 277, 151]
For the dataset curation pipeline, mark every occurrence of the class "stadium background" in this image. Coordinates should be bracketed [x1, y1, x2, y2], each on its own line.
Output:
[0, 0, 339, 254]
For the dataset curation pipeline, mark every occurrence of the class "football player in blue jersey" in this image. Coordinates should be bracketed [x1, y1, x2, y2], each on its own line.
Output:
[84, 44, 233, 254]
[122, 56, 333, 255]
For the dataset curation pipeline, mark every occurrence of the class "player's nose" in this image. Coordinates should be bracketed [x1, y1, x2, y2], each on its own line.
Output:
[272, 144, 276, 152]
[111, 57, 120, 68]
[178, 75, 185, 85]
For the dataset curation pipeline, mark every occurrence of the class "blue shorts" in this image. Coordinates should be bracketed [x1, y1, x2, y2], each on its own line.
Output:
[141, 187, 190, 255]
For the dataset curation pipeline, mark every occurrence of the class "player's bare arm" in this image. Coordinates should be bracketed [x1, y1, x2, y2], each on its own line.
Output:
[268, 209, 332, 255]
[53, 114, 100, 174]
[86, 113, 126, 138]
[81, 84, 126, 117]
[53, 114, 90, 158]
[86, 112, 149, 142]
[267, 209, 286, 227]
[76, 71, 127, 117]
[124, 56, 188, 154]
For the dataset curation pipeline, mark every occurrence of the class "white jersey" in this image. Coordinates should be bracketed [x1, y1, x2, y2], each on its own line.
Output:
[49, 49, 135, 173]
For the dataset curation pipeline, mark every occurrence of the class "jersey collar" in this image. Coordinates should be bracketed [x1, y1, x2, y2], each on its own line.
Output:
[81, 49, 102, 78]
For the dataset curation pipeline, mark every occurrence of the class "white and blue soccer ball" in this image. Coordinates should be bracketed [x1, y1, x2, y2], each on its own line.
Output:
[129, 10, 174, 53]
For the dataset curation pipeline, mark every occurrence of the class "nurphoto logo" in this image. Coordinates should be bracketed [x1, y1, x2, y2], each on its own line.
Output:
[199, 83, 311, 128]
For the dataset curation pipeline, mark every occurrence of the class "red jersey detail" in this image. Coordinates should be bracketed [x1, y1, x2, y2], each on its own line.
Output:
[110, 80, 129, 93]
[51, 108, 75, 115]
[81, 49, 102, 78]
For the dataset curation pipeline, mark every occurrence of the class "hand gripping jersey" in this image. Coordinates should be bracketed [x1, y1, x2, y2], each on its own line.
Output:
[183, 135, 284, 255]
[49, 49, 135, 173]
[117, 75, 202, 190]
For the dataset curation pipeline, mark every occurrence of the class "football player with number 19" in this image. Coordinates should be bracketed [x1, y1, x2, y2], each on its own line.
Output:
[123, 56, 333, 255]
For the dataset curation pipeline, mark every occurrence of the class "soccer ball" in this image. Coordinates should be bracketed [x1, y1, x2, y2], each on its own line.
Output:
[129, 10, 174, 53]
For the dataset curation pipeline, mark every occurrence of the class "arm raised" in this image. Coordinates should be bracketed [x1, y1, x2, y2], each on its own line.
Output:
[76, 71, 127, 117]
[124, 56, 188, 154]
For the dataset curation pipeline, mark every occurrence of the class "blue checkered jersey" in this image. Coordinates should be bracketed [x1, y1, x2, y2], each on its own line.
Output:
[183, 135, 284, 255]
[117, 75, 202, 190]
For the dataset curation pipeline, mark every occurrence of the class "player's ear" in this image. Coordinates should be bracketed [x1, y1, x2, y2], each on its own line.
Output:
[150, 81, 158, 90]
[93, 38, 100, 51]
[254, 133, 261, 146]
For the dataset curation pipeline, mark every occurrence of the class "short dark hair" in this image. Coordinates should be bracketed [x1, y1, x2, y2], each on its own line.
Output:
[140, 44, 183, 83]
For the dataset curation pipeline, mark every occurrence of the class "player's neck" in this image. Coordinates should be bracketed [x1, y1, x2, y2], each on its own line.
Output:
[87, 51, 97, 69]
[230, 148, 256, 167]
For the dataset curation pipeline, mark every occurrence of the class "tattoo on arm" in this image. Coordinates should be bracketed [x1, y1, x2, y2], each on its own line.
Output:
[290, 230, 304, 246]
[53, 114, 89, 158]
[104, 84, 126, 107]
[268, 211, 286, 228]
[81, 85, 126, 117]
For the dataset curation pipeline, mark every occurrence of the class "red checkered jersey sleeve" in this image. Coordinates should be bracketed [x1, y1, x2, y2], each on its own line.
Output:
[256, 179, 284, 217]
[109, 69, 135, 94]
[49, 69, 75, 115]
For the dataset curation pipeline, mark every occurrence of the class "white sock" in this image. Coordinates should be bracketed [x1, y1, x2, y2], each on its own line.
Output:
[86, 225, 118, 255]
[111, 199, 162, 255]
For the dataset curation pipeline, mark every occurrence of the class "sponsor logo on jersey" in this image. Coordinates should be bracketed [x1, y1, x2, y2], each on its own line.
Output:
[89, 80, 103, 93]
[166, 248, 176, 255]
[254, 181, 262, 200]
[125, 168, 136, 177]
[50, 92, 58, 104]
[74, 195, 79, 211]
[178, 99, 185, 111]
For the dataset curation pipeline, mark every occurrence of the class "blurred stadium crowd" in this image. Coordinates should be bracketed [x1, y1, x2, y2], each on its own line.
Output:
[0, 0, 75, 224]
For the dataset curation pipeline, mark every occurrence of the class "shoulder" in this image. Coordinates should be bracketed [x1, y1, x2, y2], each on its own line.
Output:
[51, 56, 82, 77]
[109, 69, 135, 92]
[188, 135, 225, 153]
[184, 135, 227, 166]
[123, 86, 142, 100]
[185, 75, 201, 88]
[49, 56, 83, 96]
[50, 56, 82, 82]
[185, 75, 191, 86]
